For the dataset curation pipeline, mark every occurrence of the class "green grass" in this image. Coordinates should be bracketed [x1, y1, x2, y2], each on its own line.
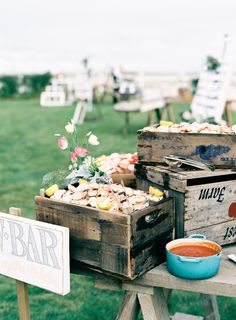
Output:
[0, 99, 235, 319]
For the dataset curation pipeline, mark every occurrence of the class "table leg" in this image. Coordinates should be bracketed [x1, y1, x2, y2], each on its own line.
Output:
[163, 288, 172, 303]
[225, 101, 233, 126]
[124, 112, 130, 134]
[116, 292, 140, 320]
[155, 109, 162, 123]
[138, 288, 170, 320]
[148, 110, 156, 125]
[165, 102, 175, 122]
[200, 294, 220, 320]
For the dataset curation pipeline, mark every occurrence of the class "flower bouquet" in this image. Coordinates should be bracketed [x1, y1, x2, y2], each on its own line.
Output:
[42, 120, 111, 190]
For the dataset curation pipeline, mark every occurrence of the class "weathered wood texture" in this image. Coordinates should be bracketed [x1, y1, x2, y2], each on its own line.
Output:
[138, 288, 169, 320]
[35, 196, 174, 279]
[112, 173, 136, 187]
[72, 245, 236, 319]
[137, 128, 236, 168]
[16, 281, 30, 320]
[200, 294, 220, 320]
[116, 292, 140, 320]
[10, 208, 30, 320]
[136, 165, 236, 245]
[131, 245, 236, 298]
[171, 313, 203, 320]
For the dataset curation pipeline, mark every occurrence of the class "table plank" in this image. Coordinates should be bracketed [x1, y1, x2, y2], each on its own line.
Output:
[132, 245, 236, 298]
[72, 244, 236, 298]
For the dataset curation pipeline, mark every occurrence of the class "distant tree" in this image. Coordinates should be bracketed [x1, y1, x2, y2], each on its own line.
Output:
[22, 72, 52, 95]
[0, 76, 18, 97]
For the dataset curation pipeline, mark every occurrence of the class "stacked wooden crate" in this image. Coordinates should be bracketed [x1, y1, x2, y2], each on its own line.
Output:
[35, 194, 174, 279]
[136, 127, 236, 245]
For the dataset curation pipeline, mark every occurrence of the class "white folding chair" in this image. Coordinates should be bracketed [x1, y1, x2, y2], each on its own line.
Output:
[72, 101, 88, 125]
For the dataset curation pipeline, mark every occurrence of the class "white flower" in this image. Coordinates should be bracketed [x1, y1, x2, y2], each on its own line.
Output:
[86, 131, 92, 136]
[88, 134, 99, 146]
[65, 122, 75, 133]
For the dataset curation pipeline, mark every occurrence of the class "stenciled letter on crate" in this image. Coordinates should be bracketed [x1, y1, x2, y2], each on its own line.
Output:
[0, 212, 70, 295]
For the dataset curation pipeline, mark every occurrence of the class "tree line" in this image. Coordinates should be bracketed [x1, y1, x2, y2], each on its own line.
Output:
[0, 72, 51, 98]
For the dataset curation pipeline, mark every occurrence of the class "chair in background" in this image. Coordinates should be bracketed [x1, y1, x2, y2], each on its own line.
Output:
[72, 100, 88, 125]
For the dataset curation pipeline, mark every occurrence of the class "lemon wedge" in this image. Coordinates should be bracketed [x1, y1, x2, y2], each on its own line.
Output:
[159, 120, 173, 127]
[79, 179, 89, 185]
[149, 186, 164, 198]
[97, 197, 112, 210]
[45, 184, 59, 197]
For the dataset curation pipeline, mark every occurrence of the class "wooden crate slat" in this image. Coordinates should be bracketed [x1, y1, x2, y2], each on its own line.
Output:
[137, 129, 236, 168]
[70, 238, 101, 266]
[101, 221, 130, 247]
[101, 242, 130, 277]
[183, 180, 236, 230]
[131, 231, 172, 277]
[185, 220, 236, 245]
[35, 196, 129, 224]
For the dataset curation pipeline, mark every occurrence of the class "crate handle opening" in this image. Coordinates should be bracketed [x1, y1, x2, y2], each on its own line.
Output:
[145, 210, 163, 224]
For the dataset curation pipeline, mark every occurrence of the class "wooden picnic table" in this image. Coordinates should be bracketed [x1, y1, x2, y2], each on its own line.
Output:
[72, 243, 236, 320]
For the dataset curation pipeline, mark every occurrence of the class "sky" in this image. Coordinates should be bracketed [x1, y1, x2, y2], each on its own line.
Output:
[0, 0, 235, 74]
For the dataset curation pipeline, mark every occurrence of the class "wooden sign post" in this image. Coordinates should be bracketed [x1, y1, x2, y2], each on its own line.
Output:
[0, 208, 70, 319]
[9, 207, 30, 320]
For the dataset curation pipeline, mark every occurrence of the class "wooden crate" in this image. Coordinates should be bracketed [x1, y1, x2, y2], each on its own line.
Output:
[35, 196, 174, 279]
[135, 164, 236, 245]
[111, 173, 136, 187]
[137, 127, 236, 168]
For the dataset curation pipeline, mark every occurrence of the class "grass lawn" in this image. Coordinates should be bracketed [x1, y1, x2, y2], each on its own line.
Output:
[0, 98, 235, 319]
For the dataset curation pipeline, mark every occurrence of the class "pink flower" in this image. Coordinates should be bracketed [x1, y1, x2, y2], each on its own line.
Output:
[74, 146, 89, 157]
[70, 152, 78, 163]
[58, 136, 68, 150]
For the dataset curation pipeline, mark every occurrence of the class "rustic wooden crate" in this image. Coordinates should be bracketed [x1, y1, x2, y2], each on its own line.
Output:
[35, 196, 174, 279]
[112, 173, 136, 187]
[135, 164, 236, 245]
[137, 127, 236, 168]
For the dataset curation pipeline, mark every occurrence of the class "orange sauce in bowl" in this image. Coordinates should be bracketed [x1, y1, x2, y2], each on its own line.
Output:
[169, 245, 218, 257]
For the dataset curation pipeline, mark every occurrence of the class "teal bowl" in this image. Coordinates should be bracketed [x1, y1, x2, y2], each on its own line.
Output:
[166, 234, 222, 280]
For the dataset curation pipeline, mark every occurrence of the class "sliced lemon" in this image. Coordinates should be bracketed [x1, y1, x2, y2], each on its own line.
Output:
[79, 179, 89, 185]
[159, 120, 173, 127]
[149, 186, 164, 198]
[45, 184, 59, 197]
[97, 197, 113, 210]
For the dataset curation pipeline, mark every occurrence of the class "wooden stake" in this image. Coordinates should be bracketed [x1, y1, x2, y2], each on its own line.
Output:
[9, 207, 30, 320]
